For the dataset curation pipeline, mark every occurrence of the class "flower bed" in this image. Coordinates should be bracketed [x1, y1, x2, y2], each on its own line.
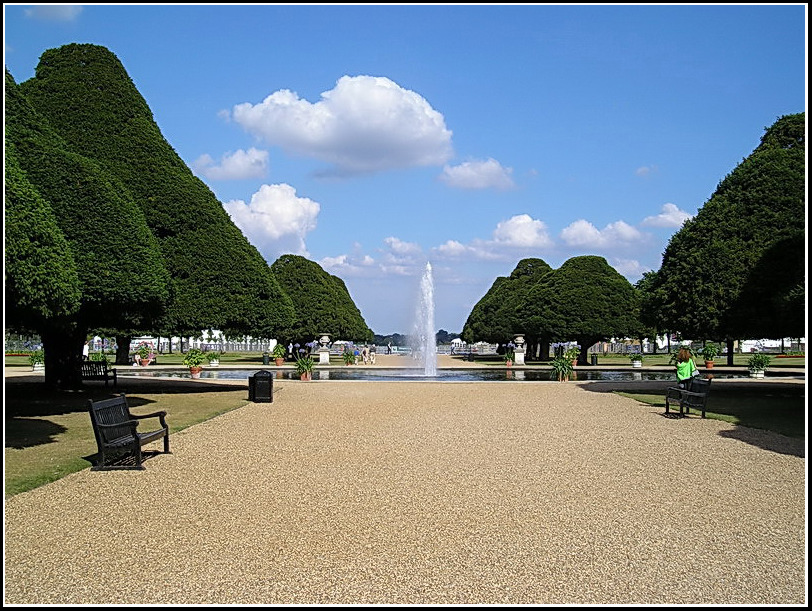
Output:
[775, 354, 804, 359]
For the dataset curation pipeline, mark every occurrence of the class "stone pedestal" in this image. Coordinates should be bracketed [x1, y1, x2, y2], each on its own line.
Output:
[513, 334, 526, 365]
[318, 347, 331, 364]
[514, 347, 526, 365]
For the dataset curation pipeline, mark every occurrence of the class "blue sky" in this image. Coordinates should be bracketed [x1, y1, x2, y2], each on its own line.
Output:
[4, 4, 807, 336]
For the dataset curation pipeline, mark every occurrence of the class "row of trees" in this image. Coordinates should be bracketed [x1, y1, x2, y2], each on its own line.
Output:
[5, 43, 804, 385]
[462, 112, 805, 363]
[5, 44, 371, 388]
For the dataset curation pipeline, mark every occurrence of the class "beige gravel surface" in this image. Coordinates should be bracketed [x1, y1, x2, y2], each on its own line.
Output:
[3, 366, 807, 605]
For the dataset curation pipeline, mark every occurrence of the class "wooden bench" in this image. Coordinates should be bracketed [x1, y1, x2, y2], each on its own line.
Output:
[81, 361, 117, 387]
[665, 377, 712, 418]
[88, 393, 170, 470]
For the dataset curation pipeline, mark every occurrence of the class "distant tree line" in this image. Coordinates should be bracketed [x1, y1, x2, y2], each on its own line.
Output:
[5, 42, 804, 385]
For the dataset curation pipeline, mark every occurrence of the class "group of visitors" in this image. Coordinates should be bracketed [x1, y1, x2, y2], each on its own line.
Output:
[353, 345, 376, 365]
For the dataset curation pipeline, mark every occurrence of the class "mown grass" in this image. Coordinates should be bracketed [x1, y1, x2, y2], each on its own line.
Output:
[616, 384, 806, 438]
[5, 377, 250, 498]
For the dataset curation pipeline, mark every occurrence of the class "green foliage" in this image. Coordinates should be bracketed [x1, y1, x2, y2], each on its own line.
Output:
[699, 343, 719, 361]
[295, 355, 315, 375]
[182, 348, 206, 368]
[650, 113, 805, 340]
[28, 350, 44, 365]
[272, 344, 287, 358]
[628, 352, 643, 362]
[462, 258, 554, 345]
[504, 349, 515, 363]
[747, 352, 772, 372]
[4, 142, 81, 329]
[543, 256, 642, 356]
[343, 351, 357, 365]
[549, 355, 574, 381]
[205, 350, 221, 363]
[18, 43, 294, 339]
[6, 67, 171, 333]
[271, 254, 373, 344]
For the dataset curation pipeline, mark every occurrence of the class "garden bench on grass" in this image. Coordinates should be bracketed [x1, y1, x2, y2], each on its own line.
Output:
[88, 393, 169, 470]
[665, 377, 712, 418]
[81, 361, 117, 387]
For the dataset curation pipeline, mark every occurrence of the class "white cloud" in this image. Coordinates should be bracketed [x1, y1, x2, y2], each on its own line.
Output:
[223, 183, 319, 260]
[635, 165, 658, 176]
[192, 148, 268, 180]
[641, 202, 693, 228]
[431, 214, 553, 262]
[24, 6, 82, 21]
[610, 258, 648, 279]
[229, 75, 453, 175]
[492, 214, 553, 248]
[560, 219, 644, 249]
[438, 158, 515, 190]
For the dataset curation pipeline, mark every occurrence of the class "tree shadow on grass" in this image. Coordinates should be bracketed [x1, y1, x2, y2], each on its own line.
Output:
[579, 379, 805, 458]
[5, 417, 67, 449]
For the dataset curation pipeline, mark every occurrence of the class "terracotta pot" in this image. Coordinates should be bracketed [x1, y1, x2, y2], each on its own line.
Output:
[189, 366, 202, 379]
[505, 360, 513, 368]
[300, 372, 312, 381]
[705, 360, 715, 369]
[275, 358, 284, 366]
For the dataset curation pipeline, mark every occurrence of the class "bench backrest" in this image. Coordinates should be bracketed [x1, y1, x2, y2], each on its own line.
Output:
[88, 394, 133, 443]
[82, 361, 108, 375]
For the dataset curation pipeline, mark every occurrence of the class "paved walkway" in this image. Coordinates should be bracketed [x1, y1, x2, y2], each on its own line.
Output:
[3, 376, 806, 604]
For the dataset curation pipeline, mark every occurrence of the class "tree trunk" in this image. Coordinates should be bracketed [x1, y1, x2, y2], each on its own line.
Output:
[41, 324, 86, 390]
[115, 334, 132, 365]
[726, 338, 735, 366]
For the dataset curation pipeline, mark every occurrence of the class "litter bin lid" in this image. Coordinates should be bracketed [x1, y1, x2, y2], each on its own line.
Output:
[253, 370, 273, 378]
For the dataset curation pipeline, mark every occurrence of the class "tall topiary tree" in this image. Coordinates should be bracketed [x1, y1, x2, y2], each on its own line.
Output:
[270, 254, 374, 345]
[19, 43, 295, 356]
[462, 258, 555, 360]
[543, 256, 641, 365]
[650, 112, 805, 361]
[5, 68, 171, 387]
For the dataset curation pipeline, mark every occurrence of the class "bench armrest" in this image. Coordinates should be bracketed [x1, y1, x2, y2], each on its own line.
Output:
[132, 410, 167, 419]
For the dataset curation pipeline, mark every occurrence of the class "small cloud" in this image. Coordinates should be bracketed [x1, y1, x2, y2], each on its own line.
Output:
[641, 202, 693, 228]
[635, 165, 658, 177]
[560, 219, 644, 249]
[223, 183, 319, 260]
[192, 148, 268, 180]
[24, 6, 83, 21]
[438, 158, 515, 190]
[229, 75, 453, 176]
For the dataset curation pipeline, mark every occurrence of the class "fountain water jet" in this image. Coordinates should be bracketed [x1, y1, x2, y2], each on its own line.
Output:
[412, 262, 437, 376]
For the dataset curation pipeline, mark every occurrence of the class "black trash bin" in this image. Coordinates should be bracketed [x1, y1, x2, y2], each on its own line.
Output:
[262, 351, 270, 365]
[248, 370, 273, 403]
[590, 354, 598, 366]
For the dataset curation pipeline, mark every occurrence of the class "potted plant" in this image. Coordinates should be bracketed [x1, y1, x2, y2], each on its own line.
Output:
[747, 352, 772, 379]
[206, 350, 221, 367]
[272, 343, 287, 366]
[564, 345, 580, 367]
[629, 352, 643, 368]
[342, 349, 356, 366]
[699, 343, 719, 368]
[134, 342, 155, 366]
[295, 355, 315, 381]
[550, 354, 575, 382]
[183, 348, 206, 379]
[28, 349, 45, 372]
[504, 348, 515, 367]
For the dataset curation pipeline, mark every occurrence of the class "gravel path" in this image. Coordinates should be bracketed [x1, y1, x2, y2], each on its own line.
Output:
[4, 379, 806, 604]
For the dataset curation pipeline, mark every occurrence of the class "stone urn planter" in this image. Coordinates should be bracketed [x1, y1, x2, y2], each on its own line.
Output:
[189, 366, 202, 379]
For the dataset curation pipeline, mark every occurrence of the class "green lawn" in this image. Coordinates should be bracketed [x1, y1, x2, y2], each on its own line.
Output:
[616, 384, 806, 438]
